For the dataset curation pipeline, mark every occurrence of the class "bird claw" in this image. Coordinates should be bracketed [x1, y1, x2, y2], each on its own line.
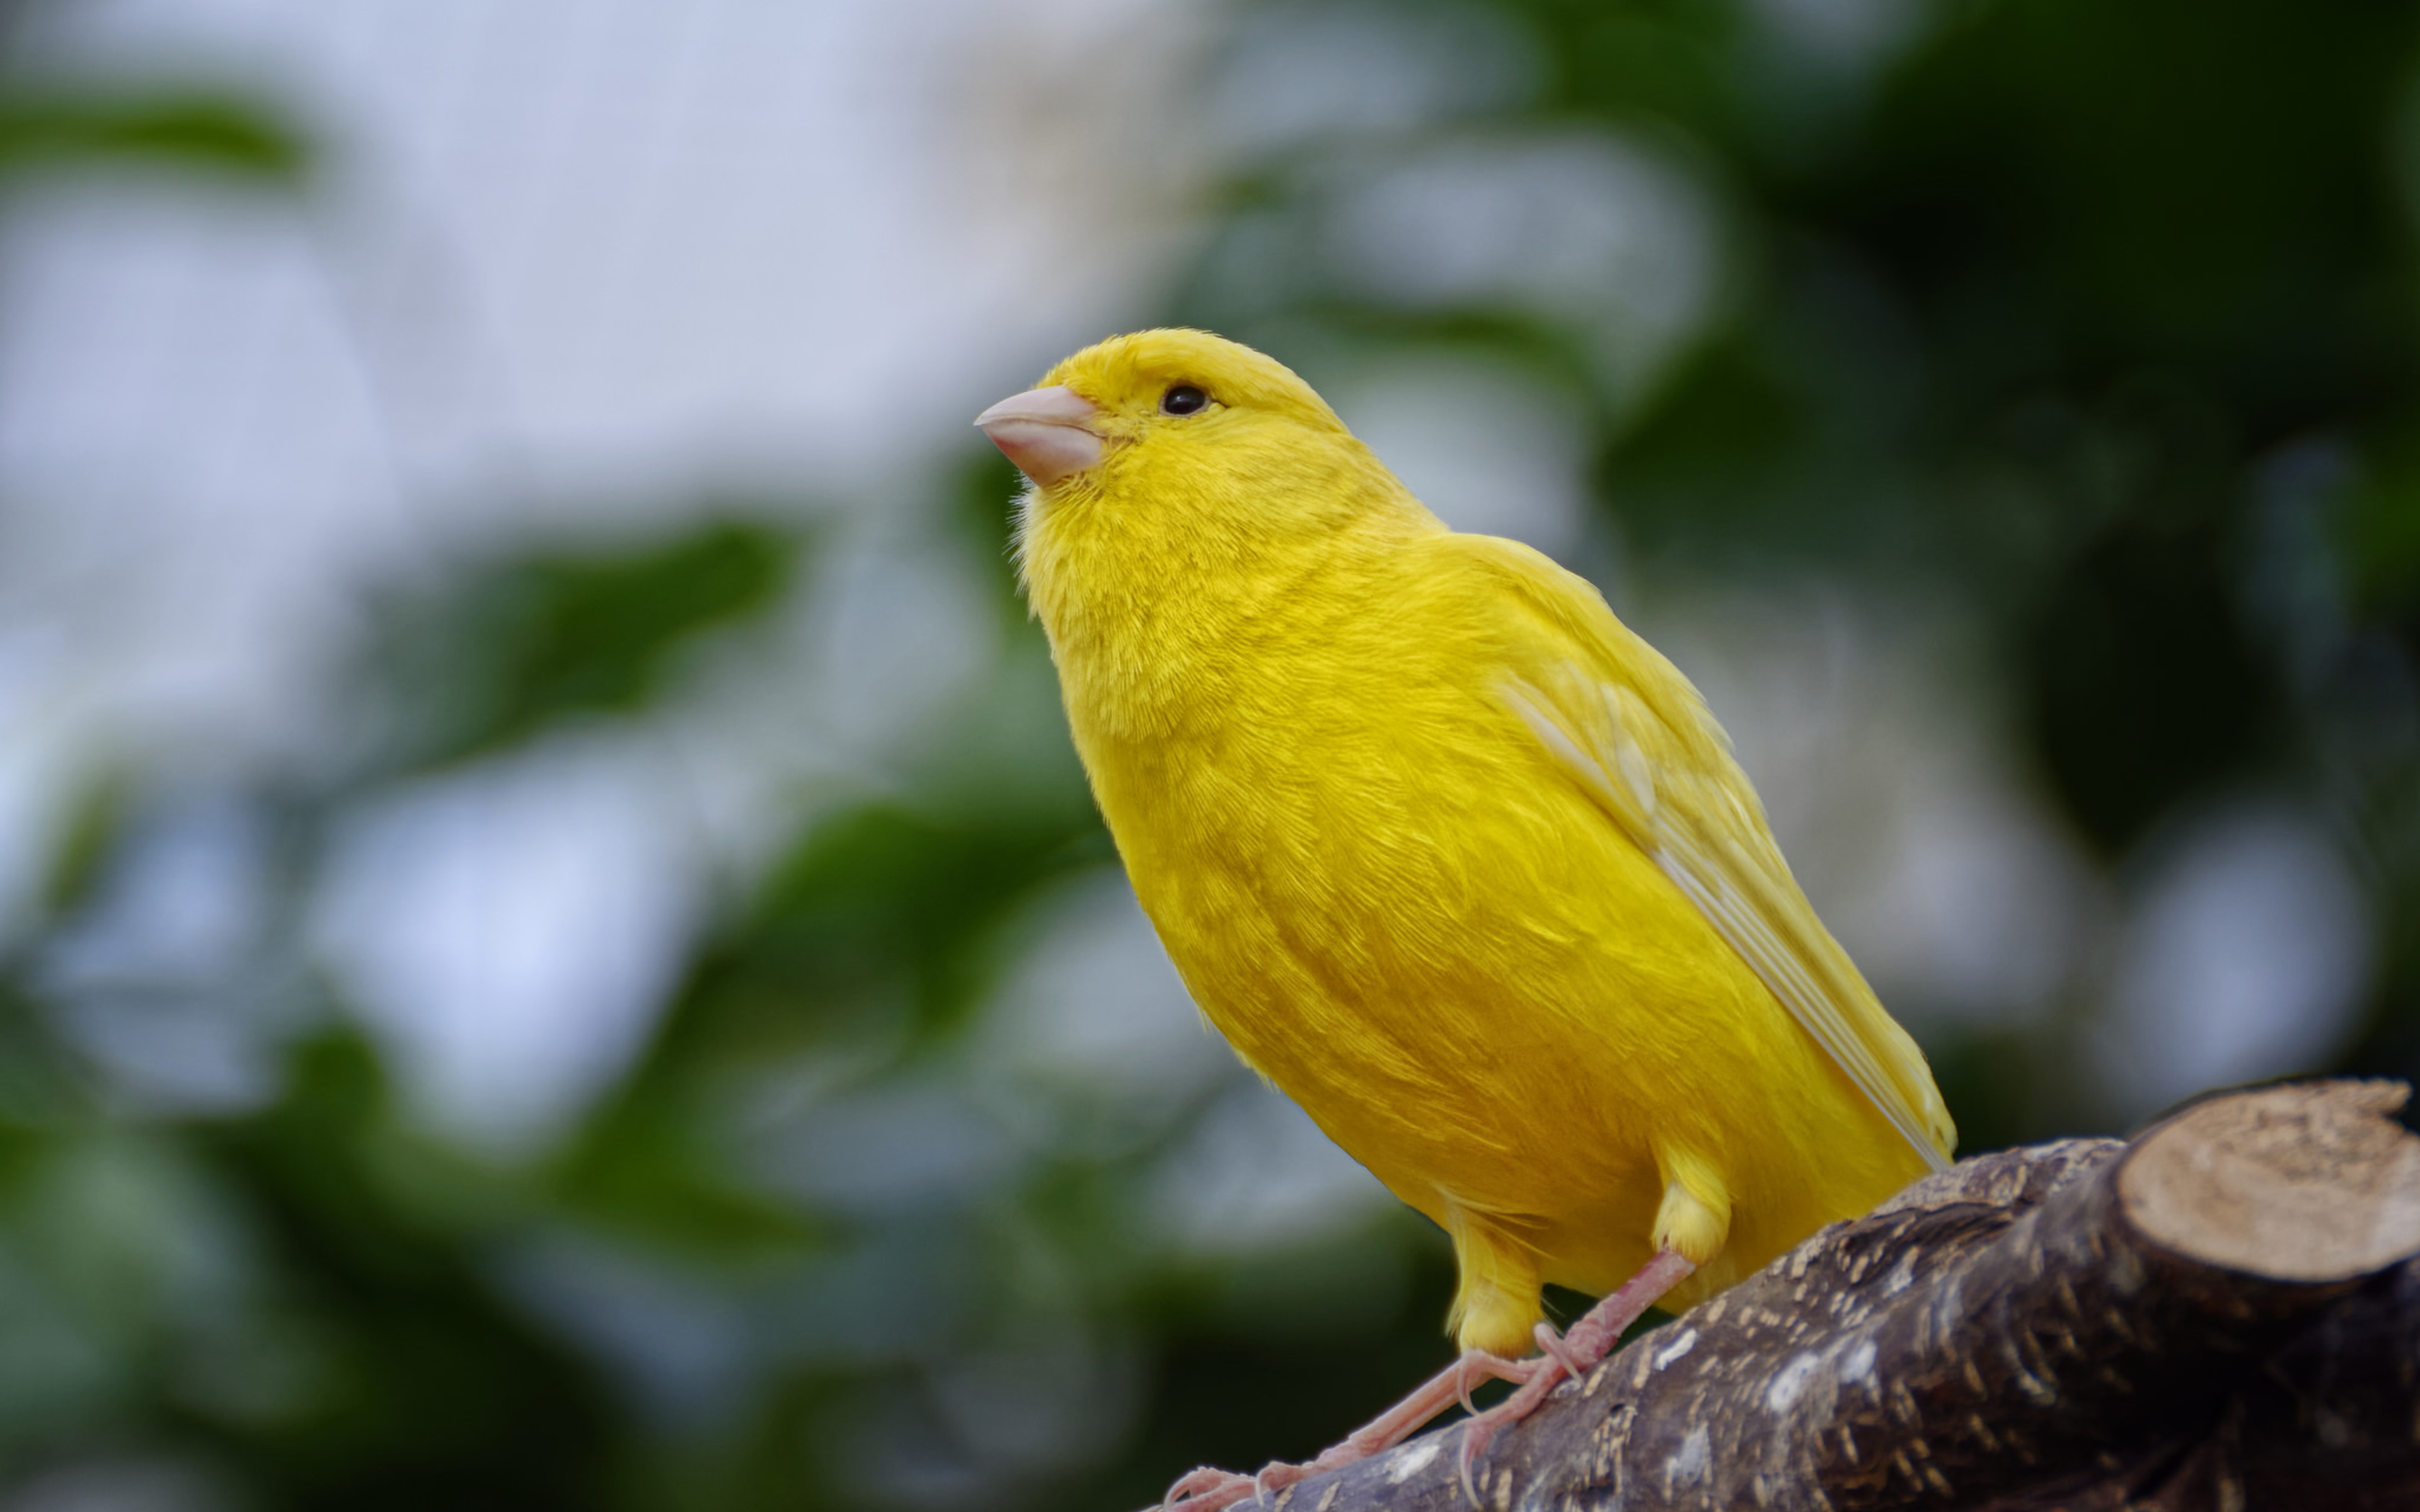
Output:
[1454, 1355, 1485, 1419]
[1161, 1466, 1258, 1511]
[1458, 1415, 1492, 1506]
[1534, 1320, 1591, 1384]
[1160, 1458, 1318, 1512]
[1450, 1346, 1536, 1421]
[1450, 1251, 1699, 1506]
[1172, 1254, 1700, 1511]
[1254, 1460, 1316, 1503]
[1453, 1367, 1555, 1506]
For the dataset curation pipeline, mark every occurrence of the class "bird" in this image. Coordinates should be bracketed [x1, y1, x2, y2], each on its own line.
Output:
[976, 329, 1954, 1508]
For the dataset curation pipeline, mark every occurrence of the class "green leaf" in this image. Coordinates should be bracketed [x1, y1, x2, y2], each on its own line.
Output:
[359, 519, 800, 771]
[0, 89, 308, 183]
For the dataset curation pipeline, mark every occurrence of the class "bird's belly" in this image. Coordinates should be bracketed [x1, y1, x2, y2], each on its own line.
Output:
[1131, 781, 1697, 1233]
[1097, 711, 1926, 1298]
[1158, 871, 1696, 1288]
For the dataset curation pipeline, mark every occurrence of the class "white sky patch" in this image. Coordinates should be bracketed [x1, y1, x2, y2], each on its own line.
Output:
[980, 873, 1235, 1115]
[1209, 1, 1539, 159]
[9, 0, 1210, 508]
[1645, 586, 2098, 1029]
[1323, 130, 1721, 408]
[1333, 357, 1591, 563]
[2098, 803, 2373, 1118]
[798, 536, 1000, 765]
[0, 0, 1209, 862]
[35, 797, 292, 1114]
[0, 182, 408, 772]
[1154, 1078, 1395, 1254]
[0, 0, 1214, 1137]
[749, 1077, 1025, 1218]
[312, 734, 704, 1154]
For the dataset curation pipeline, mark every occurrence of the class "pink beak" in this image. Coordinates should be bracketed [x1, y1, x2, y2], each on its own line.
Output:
[975, 385, 1104, 486]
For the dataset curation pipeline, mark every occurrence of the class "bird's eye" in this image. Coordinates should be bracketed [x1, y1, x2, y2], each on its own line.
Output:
[1160, 384, 1209, 416]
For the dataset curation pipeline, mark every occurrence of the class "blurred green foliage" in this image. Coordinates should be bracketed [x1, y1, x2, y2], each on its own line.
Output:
[9, 1, 2420, 1509]
[0, 88, 305, 183]
[359, 523, 797, 772]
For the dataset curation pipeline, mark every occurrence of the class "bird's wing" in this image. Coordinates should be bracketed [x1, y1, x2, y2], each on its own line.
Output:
[1448, 534, 1955, 1169]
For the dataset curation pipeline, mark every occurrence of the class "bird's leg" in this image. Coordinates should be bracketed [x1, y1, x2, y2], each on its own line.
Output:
[1160, 1348, 1538, 1509]
[1456, 1248, 1696, 1503]
[1300, 1347, 1541, 1467]
[1165, 1252, 1695, 1508]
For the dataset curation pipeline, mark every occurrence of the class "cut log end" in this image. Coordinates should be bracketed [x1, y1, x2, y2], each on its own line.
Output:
[2118, 1079, 2420, 1283]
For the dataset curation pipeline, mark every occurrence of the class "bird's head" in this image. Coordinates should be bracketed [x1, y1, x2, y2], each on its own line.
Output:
[976, 329, 1403, 537]
[979, 329, 1432, 650]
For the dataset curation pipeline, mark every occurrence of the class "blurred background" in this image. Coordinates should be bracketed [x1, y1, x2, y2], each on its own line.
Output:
[0, 0, 2414, 1506]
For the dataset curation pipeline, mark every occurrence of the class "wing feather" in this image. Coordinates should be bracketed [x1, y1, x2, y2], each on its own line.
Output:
[1466, 539, 1954, 1169]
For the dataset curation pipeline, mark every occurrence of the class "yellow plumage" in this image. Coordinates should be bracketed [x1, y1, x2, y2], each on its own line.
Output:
[1001, 329, 1954, 1359]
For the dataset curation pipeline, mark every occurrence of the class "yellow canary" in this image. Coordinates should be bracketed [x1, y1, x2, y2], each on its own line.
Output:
[978, 329, 1952, 1484]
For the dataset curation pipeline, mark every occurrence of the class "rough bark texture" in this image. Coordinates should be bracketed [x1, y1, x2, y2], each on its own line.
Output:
[1245, 1080, 2420, 1512]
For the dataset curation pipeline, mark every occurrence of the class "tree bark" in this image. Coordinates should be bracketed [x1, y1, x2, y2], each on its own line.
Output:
[1250, 1079, 2420, 1512]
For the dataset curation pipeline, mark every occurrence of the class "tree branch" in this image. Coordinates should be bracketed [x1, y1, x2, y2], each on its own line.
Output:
[1248, 1080, 2420, 1512]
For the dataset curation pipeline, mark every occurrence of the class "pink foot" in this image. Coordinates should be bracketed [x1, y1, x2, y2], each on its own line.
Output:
[1455, 1249, 1696, 1504]
[1160, 1465, 1263, 1511]
[1161, 1348, 1540, 1508]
